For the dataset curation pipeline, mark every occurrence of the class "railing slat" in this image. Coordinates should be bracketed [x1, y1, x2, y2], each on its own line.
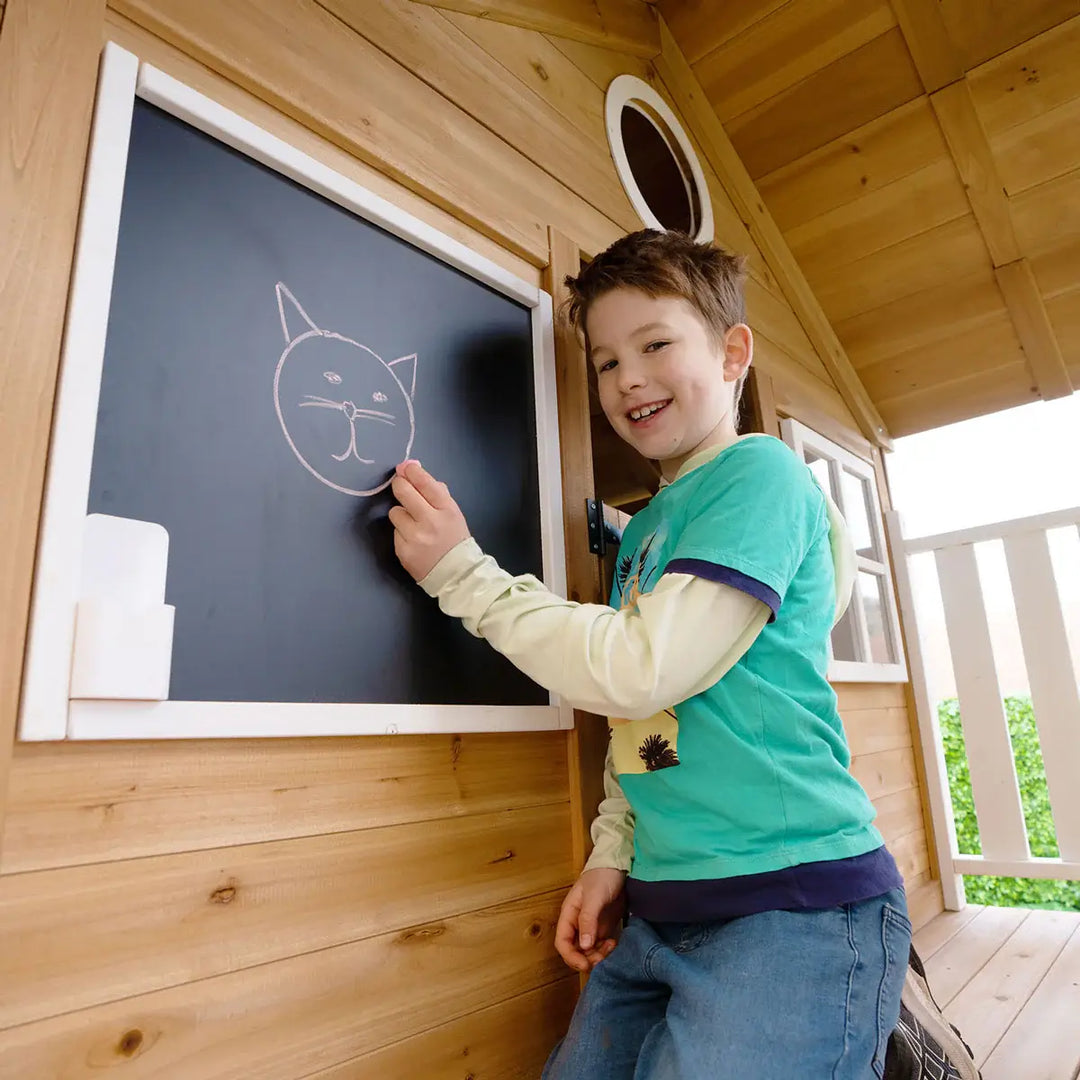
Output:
[884, 511, 964, 909]
[935, 544, 1030, 862]
[1003, 530, 1080, 862]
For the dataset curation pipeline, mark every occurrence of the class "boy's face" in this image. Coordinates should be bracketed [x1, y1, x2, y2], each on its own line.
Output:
[587, 288, 750, 472]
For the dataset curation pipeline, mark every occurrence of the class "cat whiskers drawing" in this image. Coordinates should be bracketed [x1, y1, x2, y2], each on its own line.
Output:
[273, 283, 418, 496]
[298, 394, 397, 463]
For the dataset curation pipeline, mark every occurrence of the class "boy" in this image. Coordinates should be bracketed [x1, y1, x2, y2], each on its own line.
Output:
[389, 230, 909, 1078]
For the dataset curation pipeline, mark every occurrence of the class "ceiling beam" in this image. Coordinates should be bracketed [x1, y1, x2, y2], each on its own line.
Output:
[407, 0, 660, 58]
[890, 3, 1073, 400]
[929, 80, 1021, 266]
[995, 259, 1073, 400]
[652, 18, 892, 450]
[889, 0, 964, 93]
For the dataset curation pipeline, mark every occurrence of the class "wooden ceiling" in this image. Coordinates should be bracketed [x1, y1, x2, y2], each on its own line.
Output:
[659, 0, 1080, 435]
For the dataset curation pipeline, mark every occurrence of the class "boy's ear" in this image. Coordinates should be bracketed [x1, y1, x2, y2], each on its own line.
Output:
[276, 282, 321, 343]
[722, 324, 754, 382]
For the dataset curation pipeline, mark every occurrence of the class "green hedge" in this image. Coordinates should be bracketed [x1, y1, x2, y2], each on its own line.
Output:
[940, 695, 1080, 911]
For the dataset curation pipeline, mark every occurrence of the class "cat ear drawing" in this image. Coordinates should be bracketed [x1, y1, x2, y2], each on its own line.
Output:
[388, 353, 417, 400]
[276, 282, 321, 343]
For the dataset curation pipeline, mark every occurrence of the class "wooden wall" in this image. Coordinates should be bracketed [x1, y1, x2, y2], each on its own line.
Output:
[0, 1, 940, 1075]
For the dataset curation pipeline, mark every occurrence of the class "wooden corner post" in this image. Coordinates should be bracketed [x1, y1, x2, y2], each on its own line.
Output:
[545, 227, 609, 872]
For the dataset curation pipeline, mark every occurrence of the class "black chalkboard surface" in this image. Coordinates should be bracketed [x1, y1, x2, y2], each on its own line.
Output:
[87, 100, 546, 706]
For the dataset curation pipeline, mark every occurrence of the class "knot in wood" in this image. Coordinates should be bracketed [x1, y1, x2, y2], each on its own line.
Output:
[117, 1029, 144, 1057]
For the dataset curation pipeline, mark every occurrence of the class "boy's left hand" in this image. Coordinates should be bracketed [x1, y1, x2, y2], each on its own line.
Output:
[389, 461, 471, 581]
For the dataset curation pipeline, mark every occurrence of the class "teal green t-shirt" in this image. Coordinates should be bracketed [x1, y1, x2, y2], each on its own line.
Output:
[610, 436, 883, 882]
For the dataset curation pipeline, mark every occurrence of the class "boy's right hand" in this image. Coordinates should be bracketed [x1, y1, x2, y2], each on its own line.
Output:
[554, 867, 627, 972]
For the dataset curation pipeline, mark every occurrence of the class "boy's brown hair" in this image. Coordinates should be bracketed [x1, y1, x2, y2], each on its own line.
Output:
[563, 229, 749, 350]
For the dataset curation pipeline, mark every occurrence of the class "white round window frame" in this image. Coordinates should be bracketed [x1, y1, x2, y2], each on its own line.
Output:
[605, 74, 714, 244]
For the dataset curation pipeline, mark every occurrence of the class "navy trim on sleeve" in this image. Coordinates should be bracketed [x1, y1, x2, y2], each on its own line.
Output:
[665, 558, 781, 621]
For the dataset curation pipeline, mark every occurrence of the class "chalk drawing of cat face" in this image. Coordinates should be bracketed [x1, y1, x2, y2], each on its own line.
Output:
[273, 283, 417, 497]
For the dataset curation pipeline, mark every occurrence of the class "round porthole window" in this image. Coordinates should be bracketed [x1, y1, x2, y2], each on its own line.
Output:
[605, 74, 713, 243]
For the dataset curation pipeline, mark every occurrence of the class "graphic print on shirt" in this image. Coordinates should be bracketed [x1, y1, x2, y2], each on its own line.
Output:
[610, 528, 682, 776]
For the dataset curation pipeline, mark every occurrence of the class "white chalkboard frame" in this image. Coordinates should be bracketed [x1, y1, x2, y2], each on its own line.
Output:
[20, 42, 572, 741]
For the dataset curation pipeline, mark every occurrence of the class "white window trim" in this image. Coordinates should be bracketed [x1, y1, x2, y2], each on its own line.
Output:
[18, 43, 572, 742]
[604, 74, 714, 243]
[781, 418, 909, 684]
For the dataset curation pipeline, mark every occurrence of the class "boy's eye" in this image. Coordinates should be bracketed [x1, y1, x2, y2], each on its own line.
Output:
[645, 340, 670, 353]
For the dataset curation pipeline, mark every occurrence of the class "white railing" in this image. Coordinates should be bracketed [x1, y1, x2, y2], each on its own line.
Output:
[885, 507, 1080, 910]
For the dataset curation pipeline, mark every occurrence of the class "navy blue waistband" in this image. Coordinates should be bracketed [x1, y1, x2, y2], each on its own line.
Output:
[626, 845, 903, 923]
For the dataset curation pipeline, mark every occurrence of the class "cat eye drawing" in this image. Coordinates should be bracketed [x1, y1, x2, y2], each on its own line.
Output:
[273, 282, 418, 497]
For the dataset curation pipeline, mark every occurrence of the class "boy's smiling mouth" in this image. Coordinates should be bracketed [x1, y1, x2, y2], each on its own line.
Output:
[628, 399, 672, 424]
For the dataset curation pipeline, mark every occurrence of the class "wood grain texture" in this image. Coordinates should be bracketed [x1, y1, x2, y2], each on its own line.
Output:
[298, 978, 578, 1079]
[930, 78, 1022, 266]
[785, 157, 970, 281]
[653, 17, 891, 447]
[889, 0, 964, 92]
[994, 257, 1073, 398]
[727, 28, 924, 180]
[546, 227, 607, 869]
[0, 0, 106, 863]
[408, 0, 661, 57]
[658, 0, 789, 66]
[757, 97, 950, 234]
[0, 804, 573, 1029]
[694, 0, 897, 124]
[321, 0, 639, 232]
[1, 730, 569, 874]
[938, 0, 1080, 72]
[111, 0, 622, 263]
[0, 891, 567, 1079]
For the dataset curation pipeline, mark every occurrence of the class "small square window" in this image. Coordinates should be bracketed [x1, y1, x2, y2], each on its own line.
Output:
[781, 418, 907, 683]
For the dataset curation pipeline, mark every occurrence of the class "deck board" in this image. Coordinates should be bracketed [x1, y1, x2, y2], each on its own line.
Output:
[914, 905, 1080, 1079]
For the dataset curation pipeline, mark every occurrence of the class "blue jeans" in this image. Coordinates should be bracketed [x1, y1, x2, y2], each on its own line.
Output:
[543, 887, 910, 1080]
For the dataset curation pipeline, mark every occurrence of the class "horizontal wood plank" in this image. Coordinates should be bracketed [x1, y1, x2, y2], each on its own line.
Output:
[785, 157, 970, 281]
[111, 0, 621, 264]
[1, 731, 569, 874]
[946, 909, 1080, 1067]
[0, 891, 567, 1079]
[835, 682, 908, 711]
[1011, 166, 1080, 257]
[982, 918, 1080, 1079]
[407, 0, 660, 58]
[758, 97, 950, 234]
[0, 803, 574, 1029]
[968, 14, 1080, 138]
[939, 0, 1080, 72]
[322, 0, 639, 233]
[857, 311, 1025, 402]
[694, 0, 897, 124]
[836, 267, 1007, 369]
[879, 358, 1038, 435]
[905, 872, 944, 931]
[850, 746, 920, 802]
[298, 978, 577, 1079]
[924, 904, 1029, 1006]
[726, 28, 924, 181]
[913, 903, 986, 959]
[658, 0, 789, 67]
[843, 706, 914, 757]
[811, 214, 990, 326]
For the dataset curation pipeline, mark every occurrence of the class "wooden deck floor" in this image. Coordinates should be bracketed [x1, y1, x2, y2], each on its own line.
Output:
[913, 904, 1080, 1080]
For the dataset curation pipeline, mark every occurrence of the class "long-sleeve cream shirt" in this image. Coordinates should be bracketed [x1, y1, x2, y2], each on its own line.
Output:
[418, 439, 856, 874]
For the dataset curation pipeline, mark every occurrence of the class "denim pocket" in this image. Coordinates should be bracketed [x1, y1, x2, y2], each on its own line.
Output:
[872, 899, 912, 1077]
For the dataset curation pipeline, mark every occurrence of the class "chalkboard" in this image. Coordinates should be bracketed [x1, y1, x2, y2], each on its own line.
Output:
[86, 99, 547, 707]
